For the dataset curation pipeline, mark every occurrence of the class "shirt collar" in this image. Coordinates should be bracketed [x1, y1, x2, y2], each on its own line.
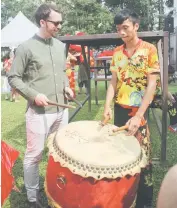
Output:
[122, 39, 142, 58]
[123, 38, 142, 50]
[33, 34, 53, 45]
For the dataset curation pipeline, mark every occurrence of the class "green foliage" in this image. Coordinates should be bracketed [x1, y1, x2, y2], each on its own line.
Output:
[57, 0, 114, 35]
[1, 0, 114, 35]
[1, 0, 43, 28]
[105, 0, 161, 31]
[1, 0, 163, 35]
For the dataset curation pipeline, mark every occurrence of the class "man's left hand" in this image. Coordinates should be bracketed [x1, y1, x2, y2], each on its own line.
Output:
[64, 87, 74, 99]
[126, 115, 142, 136]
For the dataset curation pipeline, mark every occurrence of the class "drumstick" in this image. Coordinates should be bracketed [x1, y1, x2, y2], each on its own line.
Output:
[112, 125, 128, 133]
[66, 92, 82, 107]
[100, 117, 110, 126]
[47, 100, 76, 109]
[97, 117, 110, 131]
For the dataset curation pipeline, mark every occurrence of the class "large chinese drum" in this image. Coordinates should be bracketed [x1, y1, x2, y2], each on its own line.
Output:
[45, 121, 147, 208]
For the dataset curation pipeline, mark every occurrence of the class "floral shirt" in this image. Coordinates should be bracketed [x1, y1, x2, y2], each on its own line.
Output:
[110, 40, 160, 107]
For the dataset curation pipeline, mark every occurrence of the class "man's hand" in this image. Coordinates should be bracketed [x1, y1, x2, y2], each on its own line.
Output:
[103, 106, 112, 122]
[34, 93, 49, 106]
[64, 87, 74, 99]
[168, 92, 175, 103]
[126, 115, 142, 136]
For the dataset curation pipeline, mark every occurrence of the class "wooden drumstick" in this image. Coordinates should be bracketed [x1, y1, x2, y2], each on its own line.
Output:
[112, 125, 128, 133]
[47, 100, 76, 109]
[66, 92, 82, 107]
[100, 116, 110, 126]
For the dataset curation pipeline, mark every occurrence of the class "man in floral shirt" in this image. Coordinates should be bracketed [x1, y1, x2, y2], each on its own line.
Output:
[103, 9, 160, 208]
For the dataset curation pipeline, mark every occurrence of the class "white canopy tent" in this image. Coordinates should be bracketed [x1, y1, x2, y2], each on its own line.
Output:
[1, 11, 38, 48]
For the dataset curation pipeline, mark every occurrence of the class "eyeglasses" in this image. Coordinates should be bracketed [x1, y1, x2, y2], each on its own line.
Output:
[46, 20, 63, 27]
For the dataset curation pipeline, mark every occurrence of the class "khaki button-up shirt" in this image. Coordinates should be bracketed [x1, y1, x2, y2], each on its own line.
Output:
[8, 34, 69, 114]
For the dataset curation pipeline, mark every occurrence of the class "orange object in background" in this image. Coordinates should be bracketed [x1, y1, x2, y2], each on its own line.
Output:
[68, 31, 95, 68]
[66, 53, 77, 98]
[1, 141, 19, 206]
[66, 69, 76, 98]
[97, 50, 114, 57]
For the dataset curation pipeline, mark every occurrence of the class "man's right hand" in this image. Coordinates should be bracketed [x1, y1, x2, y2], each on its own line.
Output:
[34, 94, 49, 106]
[103, 106, 112, 122]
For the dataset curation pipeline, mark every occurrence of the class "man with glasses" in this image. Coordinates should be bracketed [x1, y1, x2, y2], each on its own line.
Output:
[8, 4, 73, 208]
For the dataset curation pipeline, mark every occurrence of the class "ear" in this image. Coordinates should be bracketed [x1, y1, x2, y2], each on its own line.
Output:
[134, 23, 139, 31]
[40, 19, 46, 28]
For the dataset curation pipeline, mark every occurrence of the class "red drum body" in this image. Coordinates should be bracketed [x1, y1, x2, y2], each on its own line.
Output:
[46, 156, 140, 208]
[45, 121, 147, 208]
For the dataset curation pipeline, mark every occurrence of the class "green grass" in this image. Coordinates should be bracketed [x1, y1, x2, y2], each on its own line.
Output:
[2, 81, 177, 208]
[168, 82, 177, 94]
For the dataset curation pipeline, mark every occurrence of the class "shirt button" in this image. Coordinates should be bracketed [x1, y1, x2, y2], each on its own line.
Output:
[55, 73, 57, 76]
[56, 84, 58, 86]
[53, 64, 55, 67]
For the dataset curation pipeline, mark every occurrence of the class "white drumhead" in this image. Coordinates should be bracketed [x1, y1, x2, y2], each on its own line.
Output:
[54, 121, 140, 167]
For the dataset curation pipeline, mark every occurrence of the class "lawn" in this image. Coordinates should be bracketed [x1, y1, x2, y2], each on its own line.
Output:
[2, 81, 177, 208]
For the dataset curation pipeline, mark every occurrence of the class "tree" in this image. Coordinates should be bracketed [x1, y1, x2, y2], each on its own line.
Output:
[57, 0, 114, 35]
[1, 0, 114, 35]
[1, 0, 43, 28]
[104, 0, 161, 31]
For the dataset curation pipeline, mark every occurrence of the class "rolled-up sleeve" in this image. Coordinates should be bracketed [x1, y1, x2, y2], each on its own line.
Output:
[8, 45, 39, 102]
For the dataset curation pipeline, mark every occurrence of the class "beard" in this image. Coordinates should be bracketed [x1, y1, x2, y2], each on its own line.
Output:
[51, 30, 59, 37]
[46, 25, 58, 38]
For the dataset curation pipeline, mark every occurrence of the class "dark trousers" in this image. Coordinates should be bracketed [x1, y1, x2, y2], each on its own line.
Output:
[114, 104, 153, 207]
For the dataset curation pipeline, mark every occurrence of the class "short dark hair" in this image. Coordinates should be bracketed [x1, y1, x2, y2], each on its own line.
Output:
[35, 3, 61, 26]
[114, 9, 140, 25]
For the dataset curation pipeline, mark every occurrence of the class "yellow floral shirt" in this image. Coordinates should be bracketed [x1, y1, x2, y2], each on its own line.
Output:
[110, 40, 160, 107]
